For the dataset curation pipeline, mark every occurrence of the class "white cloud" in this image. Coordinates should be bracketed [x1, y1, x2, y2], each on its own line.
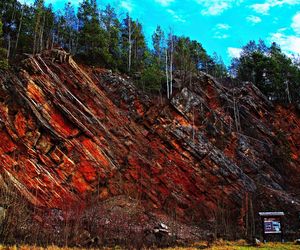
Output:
[278, 27, 288, 32]
[201, 2, 229, 16]
[227, 47, 242, 58]
[121, 1, 134, 13]
[291, 12, 300, 34]
[250, 3, 270, 14]
[195, 0, 243, 16]
[213, 24, 230, 39]
[247, 15, 262, 24]
[167, 9, 186, 22]
[155, 0, 175, 6]
[269, 32, 300, 55]
[214, 33, 229, 39]
[19, 0, 30, 4]
[250, 0, 300, 15]
[267, 11, 300, 56]
[216, 23, 231, 30]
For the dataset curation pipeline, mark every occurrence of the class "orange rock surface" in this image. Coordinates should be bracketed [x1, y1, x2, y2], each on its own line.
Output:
[0, 50, 299, 229]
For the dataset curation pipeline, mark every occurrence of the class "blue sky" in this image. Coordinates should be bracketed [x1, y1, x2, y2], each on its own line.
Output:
[22, 0, 300, 65]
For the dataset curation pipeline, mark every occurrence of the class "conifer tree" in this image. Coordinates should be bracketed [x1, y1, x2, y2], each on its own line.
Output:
[230, 40, 300, 103]
[102, 4, 121, 68]
[77, 0, 108, 65]
[152, 25, 165, 66]
[64, 2, 77, 52]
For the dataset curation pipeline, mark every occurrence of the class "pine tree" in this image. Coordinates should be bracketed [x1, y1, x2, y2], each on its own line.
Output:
[77, 0, 108, 65]
[63, 2, 78, 53]
[132, 20, 147, 71]
[43, 4, 55, 50]
[102, 4, 121, 68]
[16, 4, 35, 54]
[230, 40, 300, 103]
[152, 25, 165, 65]
[212, 52, 227, 79]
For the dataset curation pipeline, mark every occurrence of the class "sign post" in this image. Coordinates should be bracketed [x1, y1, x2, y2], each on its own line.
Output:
[259, 212, 284, 243]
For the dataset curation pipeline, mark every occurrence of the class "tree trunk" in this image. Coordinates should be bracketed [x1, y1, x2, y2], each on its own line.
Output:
[14, 6, 24, 56]
[33, 13, 41, 55]
[192, 107, 195, 142]
[170, 33, 173, 97]
[128, 18, 132, 73]
[166, 49, 169, 99]
[7, 34, 11, 59]
[286, 80, 292, 104]
[51, 32, 54, 49]
[39, 13, 46, 53]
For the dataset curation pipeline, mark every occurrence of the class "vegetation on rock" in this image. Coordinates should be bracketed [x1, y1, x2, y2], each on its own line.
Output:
[0, 20, 8, 69]
[1, 0, 300, 102]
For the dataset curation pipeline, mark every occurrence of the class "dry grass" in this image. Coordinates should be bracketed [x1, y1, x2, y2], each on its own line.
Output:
[165, 240, 300, 250]
[0, 246, 115, 250]
[208, 242, 300, 250]
[0, 241, 300, 250]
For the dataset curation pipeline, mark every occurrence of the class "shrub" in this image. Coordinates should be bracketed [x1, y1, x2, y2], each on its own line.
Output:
[138, 65, 164, 92]
[0, 48, 9, 70]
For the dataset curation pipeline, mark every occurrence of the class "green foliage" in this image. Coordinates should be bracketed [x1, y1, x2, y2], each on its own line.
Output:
[212, 52, 228, 78]
[15, 5, 35, 54]
[173, 36, 206, 74]
[230, 40, 300, 104]
[152, 25, 165, 65]
[121, 14, 148, 73]
[77, 0, 109, 65]
[170, 36, 227, 79]
[139, 64, 164, 92]
[102, 4, 121, 69]
[54, 2, 78, 54]
[275, 130, 292, 163]
[0, 48, 9, 70]
[0, 20, 8, 69]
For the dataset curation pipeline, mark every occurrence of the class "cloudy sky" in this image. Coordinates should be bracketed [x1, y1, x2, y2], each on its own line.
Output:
[23, 0, 300, 65]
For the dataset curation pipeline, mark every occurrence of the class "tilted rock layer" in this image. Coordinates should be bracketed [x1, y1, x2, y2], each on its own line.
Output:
[0, 50, 299, 230]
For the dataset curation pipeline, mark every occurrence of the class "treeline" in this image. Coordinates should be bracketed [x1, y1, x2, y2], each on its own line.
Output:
[0, 0, 299, 104]
[230, 40, 300, 104]
[0, 0, 227, 92]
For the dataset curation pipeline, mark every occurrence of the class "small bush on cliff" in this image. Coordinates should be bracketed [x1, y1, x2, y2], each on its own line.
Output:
[0, 20, 8, 70]
[138, 65, 164, 92]
[271, 131, 292, 175]
[0, 48, 9, 70]
[275, 131, 292, 162]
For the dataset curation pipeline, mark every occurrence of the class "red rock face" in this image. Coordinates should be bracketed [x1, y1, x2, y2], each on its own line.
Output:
[0, 50, 299, 229]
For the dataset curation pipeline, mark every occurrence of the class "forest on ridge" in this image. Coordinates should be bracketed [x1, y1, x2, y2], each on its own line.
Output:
[0, 0, 300, 104]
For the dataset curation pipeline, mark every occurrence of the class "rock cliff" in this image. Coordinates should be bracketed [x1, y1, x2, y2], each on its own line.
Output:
[0, 50, 299, 240]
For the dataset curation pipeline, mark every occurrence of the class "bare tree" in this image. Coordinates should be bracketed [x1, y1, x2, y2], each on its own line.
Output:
[14, 5, 24, 55]
[39, 13, 46, 52]
[33, 0, 44, 54]
[192, 107, 195, 142]
[169, 30, 174, 97]
[6, 34, 11, 59]
[233, 95, 241, 132]
[165, 48, 169, 99]
[128, 15, 132, 72]
[285, 79, 292, 104]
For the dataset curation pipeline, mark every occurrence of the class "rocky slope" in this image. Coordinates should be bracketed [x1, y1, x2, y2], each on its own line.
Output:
[0, 49, 299, 241]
